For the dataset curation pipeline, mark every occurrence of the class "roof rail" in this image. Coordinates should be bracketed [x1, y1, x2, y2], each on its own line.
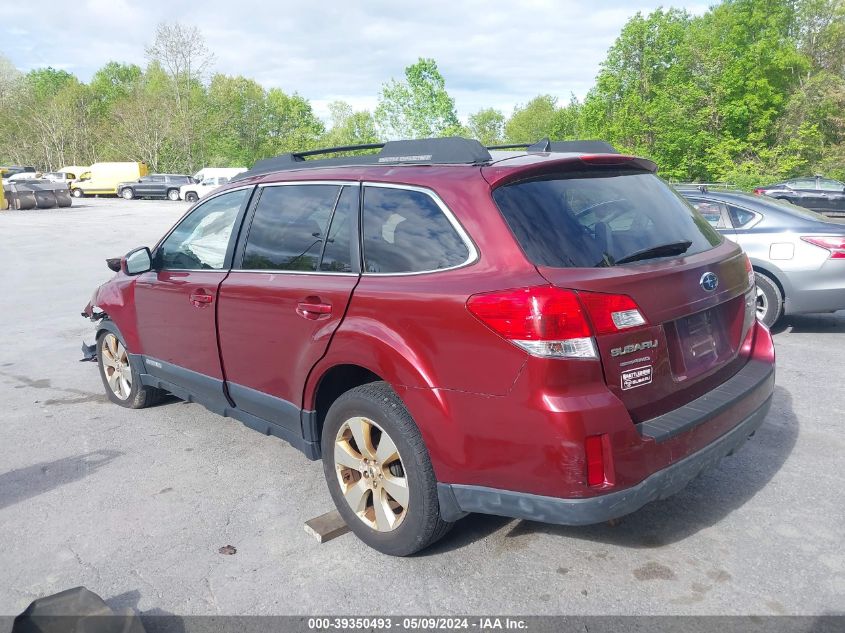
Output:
[487, 139, 619, 154]
[526, 138, 619, 154]
[232, 137, 492, 181]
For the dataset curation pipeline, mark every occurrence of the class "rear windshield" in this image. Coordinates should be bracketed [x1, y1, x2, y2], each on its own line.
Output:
[493, 170, 722, 268]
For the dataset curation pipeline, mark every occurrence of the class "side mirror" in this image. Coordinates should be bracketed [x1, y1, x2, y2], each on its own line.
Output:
[122, 246, 152, 275]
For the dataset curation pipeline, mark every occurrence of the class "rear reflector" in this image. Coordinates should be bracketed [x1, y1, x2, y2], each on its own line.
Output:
[466, 286, 597, 359]
[801, 236, 845, 259]
[578, 291, 647, 335]
[585, 435, 605, 486]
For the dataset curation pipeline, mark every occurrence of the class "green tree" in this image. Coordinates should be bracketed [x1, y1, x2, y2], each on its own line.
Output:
[505, 95, 559, 143]
[259, 89, 324, 157]
[467, 108, 505, 145]
[322, 101, 379, 147]
[375, 58, 461, 139]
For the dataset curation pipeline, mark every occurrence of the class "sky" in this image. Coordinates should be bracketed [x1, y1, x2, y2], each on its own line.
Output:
[0, 0, 709, 122]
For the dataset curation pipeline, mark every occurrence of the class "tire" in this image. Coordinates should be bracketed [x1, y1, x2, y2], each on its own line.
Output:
[185, 191, 199, 203]
[754, 272, 783, 328]
[322, 382, 452, 556]
[72, 188, 84, 198]
[167, 188, 180, 201]
[121, 188, 135, 200]
[96, 330, 162, 409]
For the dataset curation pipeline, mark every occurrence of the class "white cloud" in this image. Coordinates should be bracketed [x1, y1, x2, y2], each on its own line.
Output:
[0, 0, 709, 122]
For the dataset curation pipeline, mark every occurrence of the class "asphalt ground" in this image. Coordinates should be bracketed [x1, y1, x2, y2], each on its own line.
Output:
[0, 198, 843, 618]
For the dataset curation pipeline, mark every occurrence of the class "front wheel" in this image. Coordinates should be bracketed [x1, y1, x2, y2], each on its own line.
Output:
[72, 188, 84, 198]
[97, 331, 162, 408]
[322, 382, 452, 556]
[754, 272, 783, 328]
[185, 191, 199, 203]
[167, 189, 180, 201]
[121, 188, 134, 200]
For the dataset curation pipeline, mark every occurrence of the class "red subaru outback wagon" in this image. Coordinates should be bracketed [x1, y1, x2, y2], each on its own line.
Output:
[83, 138, 775, 555]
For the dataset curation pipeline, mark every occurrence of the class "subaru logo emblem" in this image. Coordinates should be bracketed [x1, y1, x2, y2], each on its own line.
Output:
[700, 272, 718, 292]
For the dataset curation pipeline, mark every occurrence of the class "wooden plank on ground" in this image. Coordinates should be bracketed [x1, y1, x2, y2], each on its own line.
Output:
[304, 509, 350, 543]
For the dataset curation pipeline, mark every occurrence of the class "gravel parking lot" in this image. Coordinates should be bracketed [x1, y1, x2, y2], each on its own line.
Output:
[1, 198, 843, 617]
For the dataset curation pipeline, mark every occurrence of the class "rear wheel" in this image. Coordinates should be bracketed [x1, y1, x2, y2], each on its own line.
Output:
[72, 188, 84, 198]
[167, 188, 180, 201]
[754, 272, 783, 328]
[121, 188, 134, 200]
[97, 331, 161, 408]
[322, 382, 452, 556]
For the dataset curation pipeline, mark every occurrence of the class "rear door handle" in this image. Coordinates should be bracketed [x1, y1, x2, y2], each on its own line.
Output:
[296, 298, 332, 320]
[190, 291, 214, 308]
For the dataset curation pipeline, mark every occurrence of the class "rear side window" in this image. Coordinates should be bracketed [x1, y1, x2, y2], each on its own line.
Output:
[687, 198, 728, 228]
[492, 171, 721, 268]
[727, 205, 757, 228]
[242, 185, 339, 271]
[362, 186, 470, 273]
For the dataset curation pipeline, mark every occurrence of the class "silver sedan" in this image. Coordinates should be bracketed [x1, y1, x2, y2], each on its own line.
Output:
[678, 187, 845, 327]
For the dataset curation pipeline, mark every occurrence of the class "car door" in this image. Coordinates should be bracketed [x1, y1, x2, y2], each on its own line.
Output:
[786, 178, 825, 211]
[216, 182, 360, 434]
[817, 178, 845, 214]
[133, 187, 253, 410]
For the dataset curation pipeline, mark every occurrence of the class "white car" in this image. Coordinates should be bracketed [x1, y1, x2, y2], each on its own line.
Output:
[180, 175, 234, 202]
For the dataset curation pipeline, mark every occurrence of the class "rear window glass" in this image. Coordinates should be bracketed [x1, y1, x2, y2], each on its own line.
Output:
[241, 185, 339, 271]
[492, 171, 722, 268]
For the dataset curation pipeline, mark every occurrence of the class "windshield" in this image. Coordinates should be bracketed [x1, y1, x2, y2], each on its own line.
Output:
[492, 170, 722, 268]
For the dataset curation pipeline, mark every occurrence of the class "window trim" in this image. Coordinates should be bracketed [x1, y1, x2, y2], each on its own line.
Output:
[152, 184, 256, 272]
[360, 182, 479, 276]
[232, 180, 362, 277]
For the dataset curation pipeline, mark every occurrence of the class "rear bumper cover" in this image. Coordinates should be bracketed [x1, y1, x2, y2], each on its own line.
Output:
[437, 366, 773, 525]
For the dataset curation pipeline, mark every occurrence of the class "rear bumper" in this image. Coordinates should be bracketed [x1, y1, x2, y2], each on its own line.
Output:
[437, 361, 774, 525]
[784, 261, 845, 315]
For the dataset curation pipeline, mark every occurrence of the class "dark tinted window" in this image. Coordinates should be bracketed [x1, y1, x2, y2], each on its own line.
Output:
[493, 171, 722, 268]
[242, 185, 339, 271]
[362, 187, 469, 273]
[727, 204, 757, 227]
[149, 175, 165, 183]
[320, 186, 357, 272]
[157, 188, 248, 270]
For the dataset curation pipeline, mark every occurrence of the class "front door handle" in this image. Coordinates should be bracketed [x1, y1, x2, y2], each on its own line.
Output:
[190, 291, 214, 308]
[296, 298, 332, 320]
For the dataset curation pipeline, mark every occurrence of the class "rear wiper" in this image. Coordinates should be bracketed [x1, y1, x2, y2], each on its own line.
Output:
[613, 240, 693, 266]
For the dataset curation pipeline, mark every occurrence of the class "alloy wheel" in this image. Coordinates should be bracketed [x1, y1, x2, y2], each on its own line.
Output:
[755, 286, 768, 321]
[334, 416, 409, 532]
[101, 333, 132, 400]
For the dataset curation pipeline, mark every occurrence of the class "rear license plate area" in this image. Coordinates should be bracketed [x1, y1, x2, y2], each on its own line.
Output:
[666, 305, 734, 380]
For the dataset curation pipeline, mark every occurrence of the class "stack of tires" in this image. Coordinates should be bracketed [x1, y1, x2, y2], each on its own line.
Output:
[2, 182, 72, 210]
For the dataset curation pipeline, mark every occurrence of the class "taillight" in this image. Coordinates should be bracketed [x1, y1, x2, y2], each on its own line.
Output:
[753, 188, 764, 195]
[466, 286, 596, 358]
[801, 236, 845, 259]
[744, 253, 755, 287]
[578, 291, 647, 334]
[466, 286, 648, 359]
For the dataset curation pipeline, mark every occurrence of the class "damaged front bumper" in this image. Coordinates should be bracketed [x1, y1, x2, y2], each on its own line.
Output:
[80, 301, 106, 362]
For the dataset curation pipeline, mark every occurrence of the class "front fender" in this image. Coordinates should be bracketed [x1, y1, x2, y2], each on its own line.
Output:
[87, 274, 142, 352]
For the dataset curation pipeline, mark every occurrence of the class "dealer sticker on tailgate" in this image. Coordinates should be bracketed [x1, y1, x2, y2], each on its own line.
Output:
[621, 365, 653, 390]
